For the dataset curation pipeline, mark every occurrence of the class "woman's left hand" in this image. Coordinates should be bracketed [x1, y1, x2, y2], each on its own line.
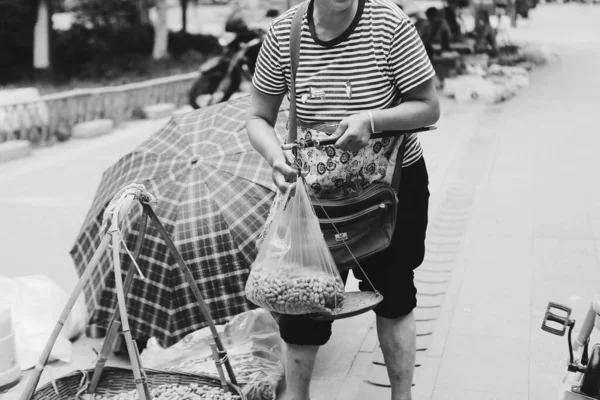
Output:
[333, 112, 372, 152]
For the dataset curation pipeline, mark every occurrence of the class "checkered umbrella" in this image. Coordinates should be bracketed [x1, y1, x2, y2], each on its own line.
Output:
[70, 95, 288, 347]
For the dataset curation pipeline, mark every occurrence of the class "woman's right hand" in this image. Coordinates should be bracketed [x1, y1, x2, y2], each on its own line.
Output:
[272, 159, 300, 194]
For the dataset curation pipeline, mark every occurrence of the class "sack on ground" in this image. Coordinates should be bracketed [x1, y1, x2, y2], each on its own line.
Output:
[141, 309, 284, 400]
[0, 274, 88, 369]
[245, 180, 344, 315]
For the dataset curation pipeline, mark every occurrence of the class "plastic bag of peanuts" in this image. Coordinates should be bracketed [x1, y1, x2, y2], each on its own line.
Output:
[246, 179, 344, 315]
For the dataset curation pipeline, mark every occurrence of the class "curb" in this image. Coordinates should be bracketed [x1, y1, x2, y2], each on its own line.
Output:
[0, 101, 189, 166]
[143, 103, 177, 119]
[72, 119, 115, 139]
[0, 140, 31, 163]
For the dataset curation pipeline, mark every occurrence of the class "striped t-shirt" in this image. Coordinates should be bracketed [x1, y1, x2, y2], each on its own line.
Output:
[252, 0, 436, 167]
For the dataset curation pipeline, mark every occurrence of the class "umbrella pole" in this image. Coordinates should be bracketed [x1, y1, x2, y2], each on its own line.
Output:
[142, 204, 239, 386]
[87, 213, 149, 395]
[18, 234, 112, 400]
[111, 231, 151, 400]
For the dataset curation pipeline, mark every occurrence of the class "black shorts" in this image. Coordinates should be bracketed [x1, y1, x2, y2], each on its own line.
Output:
[278, 156, 430, 346]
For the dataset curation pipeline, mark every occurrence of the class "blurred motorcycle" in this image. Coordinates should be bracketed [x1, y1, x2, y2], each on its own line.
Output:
[188, 9, 277, 109]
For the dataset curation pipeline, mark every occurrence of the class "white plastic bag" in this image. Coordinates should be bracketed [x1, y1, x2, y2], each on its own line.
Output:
[522, 44, 560, 65]
[245, 181, 345, 315]
[141, 309, 284, 400]
[0, 275, 88, 370]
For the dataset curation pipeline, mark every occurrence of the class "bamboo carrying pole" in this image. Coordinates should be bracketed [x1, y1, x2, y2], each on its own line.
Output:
[87, 213, 149, 395]
[111, 232, 149, 400]
[142, 204, 238, 386]
[109, 196, 151, 400]
[210, 344, 229, 393]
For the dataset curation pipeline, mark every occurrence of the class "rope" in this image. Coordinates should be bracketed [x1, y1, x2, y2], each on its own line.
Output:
[214, 352, 229, 366]
[74, 370, 90, 398]
[101, 183, 157, 236]
[117, 230, 145, 280]
[48, 368, 59, 397]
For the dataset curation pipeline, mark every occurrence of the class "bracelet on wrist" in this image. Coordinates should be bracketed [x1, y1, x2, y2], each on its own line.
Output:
[368, 110, 381, 134]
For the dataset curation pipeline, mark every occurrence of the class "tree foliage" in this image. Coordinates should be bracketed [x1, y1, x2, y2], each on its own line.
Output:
[1, 0, 221, 84]
[69, 0, 156, 28]
[0, 0, 39, 82]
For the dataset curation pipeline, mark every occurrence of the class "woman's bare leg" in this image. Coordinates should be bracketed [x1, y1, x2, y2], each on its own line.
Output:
[377, 312, 417, 400]
[278, 343, 320, 400]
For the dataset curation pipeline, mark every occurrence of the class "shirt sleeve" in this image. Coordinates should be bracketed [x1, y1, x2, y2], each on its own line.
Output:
[388, 19, 436, 94]
[252, 22, 287, 96]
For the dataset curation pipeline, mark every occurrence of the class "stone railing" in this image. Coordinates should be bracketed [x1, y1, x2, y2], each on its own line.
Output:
[0, 72, 198, 145]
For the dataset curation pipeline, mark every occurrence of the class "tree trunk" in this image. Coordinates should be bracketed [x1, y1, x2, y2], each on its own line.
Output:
[508, 0, 518, 27]
[34, 0, 52, 76]
[139, 0, 151, 25]
[180, 0, 188, 33]
[152, 0, 169, 60]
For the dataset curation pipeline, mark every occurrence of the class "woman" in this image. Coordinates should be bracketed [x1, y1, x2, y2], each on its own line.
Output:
[246, 0, 440, 398]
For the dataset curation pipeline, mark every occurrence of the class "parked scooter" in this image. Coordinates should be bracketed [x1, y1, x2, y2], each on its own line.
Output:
[188, 9, 277, 109]
[542, 299, 600, 399]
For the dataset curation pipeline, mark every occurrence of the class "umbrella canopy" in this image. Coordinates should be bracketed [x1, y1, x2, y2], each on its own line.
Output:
[70, 95, 288, 347]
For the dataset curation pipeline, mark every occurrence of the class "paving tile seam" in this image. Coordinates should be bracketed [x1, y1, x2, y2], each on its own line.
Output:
[421, 269, 452, 274]
[426, 239, 463, 246]
[423, 258, 457, 264]
[427, 230, 466, 238]
[426, 233, 466, 241]
[432, 217, 470, 225]
[429, 226, 467, 233]
[414, 279, 450, 284]
[416, 292, 446, 297]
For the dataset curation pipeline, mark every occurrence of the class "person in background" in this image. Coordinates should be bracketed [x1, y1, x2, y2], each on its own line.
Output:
[443, 6, 462, 39]
[246, 0, 440, 398]
[421, 7, 453, 58]
[472, 9, 498, 56]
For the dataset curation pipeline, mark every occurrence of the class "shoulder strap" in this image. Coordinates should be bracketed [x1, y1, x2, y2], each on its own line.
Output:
[391, 137, 406, 191]
[288, 0, 309, 143]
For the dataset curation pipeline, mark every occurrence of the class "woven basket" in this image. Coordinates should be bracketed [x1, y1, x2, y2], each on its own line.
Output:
[32, 367, 246, 400]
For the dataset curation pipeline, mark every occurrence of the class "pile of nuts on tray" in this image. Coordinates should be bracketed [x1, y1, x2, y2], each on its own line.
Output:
[246, 262, 345, 315]
[95, 383, 240, 400]
[165, 353, 280, 400]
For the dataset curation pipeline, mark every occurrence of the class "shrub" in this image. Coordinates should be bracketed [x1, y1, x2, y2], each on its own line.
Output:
[0, 0, 38, 83]
[52, 23, 155, 81]
[0, 0, 220, 84]
[168, 31, 221, 59]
